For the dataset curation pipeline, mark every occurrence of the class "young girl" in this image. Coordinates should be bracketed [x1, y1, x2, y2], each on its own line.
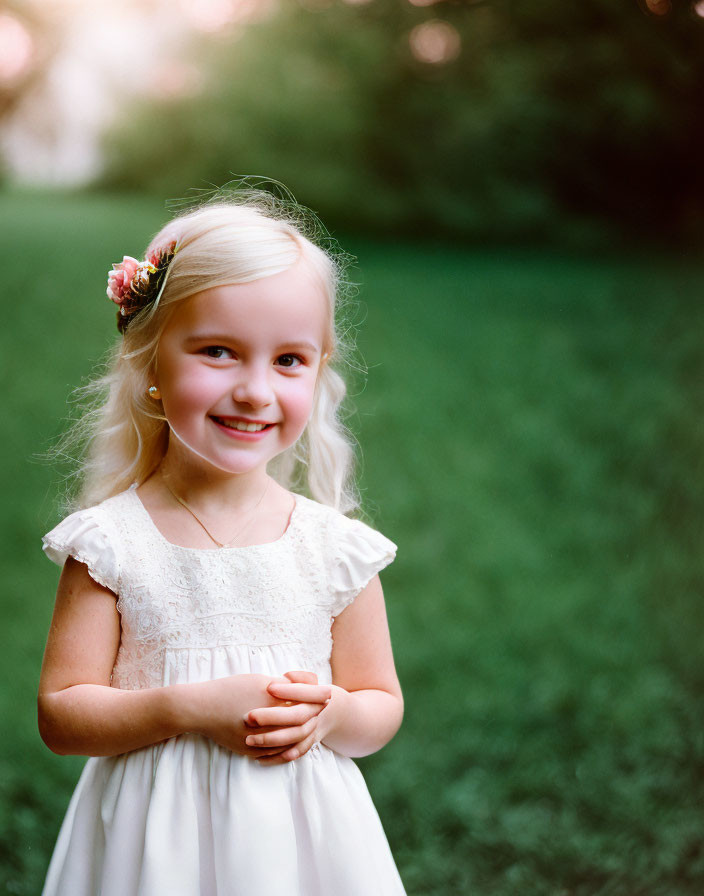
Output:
[38, 196, 406, 895]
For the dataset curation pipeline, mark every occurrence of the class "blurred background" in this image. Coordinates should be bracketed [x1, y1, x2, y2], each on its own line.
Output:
[3, 0, 704, 244]
[3, 0, 704, 893]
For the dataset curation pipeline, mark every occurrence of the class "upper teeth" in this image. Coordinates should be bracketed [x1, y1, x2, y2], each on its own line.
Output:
[219, 419, 267, 432]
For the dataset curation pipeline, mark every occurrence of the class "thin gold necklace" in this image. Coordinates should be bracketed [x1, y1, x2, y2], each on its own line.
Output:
[161, 473, 270, 548]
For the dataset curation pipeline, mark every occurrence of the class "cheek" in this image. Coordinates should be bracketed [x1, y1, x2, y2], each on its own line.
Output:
[159, 365, 223, 418]
[282, 378, 318, 429]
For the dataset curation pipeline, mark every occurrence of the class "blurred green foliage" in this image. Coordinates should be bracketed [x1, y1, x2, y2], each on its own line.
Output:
[100, 0, 704, 245]
[3, 192, 704, 893]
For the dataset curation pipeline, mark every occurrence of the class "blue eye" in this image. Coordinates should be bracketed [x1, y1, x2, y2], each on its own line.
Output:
[204, 346, 233, 359]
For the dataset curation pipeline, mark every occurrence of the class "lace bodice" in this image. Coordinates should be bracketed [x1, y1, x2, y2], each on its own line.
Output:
[43, 489, 396, 690]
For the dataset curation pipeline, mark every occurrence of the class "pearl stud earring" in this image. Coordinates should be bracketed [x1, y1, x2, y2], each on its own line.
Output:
[148, 385, 160, 399]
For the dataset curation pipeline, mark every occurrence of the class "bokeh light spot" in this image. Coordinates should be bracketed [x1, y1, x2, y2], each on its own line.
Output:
[0, 13, 34, 84]
[645, 0, 671, 14]
[694, 0, 704, 16]
[409, 20, 461, 65]
[178, 0, 274, 31]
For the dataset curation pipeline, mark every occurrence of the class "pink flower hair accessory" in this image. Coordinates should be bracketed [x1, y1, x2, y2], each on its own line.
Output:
[107, 240, 178, 333]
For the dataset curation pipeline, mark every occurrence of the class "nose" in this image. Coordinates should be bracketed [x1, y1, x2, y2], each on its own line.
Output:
[231, 362, 274, 409]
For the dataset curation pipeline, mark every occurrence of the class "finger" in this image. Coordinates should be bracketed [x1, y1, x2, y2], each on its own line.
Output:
[255, 746, 300, 765]
[291, 729, 317, 758]
[246, 718, 317, 749]
[266, 682, 332, 705]
[245, 718, 317, 749]
[246, 704, 319, 729]
[245, 743, 289, 758]
[256, 731, 318, 765]
[246, 747, 289, 759]
[283, 670, 318, 685]
[216, 742, 288, 758]
[246, 729, 297, 749]
[255, 752, 292, 766]
[242, 717, 284, 731]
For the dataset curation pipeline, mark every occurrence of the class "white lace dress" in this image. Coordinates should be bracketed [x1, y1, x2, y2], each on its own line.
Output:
[41, 488, 406, 896]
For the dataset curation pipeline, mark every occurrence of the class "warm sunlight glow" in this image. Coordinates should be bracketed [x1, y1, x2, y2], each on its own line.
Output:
[409, 20, 460, 65]
[178, 0, 277, 31]
[1, 0, 277, 186]
[0, 14, 34, 84]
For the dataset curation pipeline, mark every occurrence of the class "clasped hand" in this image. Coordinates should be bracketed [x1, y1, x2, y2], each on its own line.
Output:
[246, 670, 332, 765]
[195, 670, 331, 765]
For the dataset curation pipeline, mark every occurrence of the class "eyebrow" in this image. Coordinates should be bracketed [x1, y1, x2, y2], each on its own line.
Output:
[183, 335, 321, 353]
[281, 341, 321, 353]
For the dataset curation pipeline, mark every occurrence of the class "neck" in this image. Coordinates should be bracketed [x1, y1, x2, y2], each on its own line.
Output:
[158, 452, 270, 512]
[157, 465, 274, 549]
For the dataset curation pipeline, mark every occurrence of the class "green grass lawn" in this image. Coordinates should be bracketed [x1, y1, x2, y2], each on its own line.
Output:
[2, 192, 704, 895]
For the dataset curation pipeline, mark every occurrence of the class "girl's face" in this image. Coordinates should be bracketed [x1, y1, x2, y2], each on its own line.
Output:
[154, 259, 328, 479]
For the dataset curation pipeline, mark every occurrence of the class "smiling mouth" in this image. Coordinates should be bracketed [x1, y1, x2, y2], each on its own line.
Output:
[211, 417, 273, 433]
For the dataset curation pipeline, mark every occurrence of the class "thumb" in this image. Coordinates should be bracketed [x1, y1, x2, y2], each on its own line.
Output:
[283, 670, 319, 685]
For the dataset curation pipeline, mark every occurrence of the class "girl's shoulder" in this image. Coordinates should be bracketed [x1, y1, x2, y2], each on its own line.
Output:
[293, 492, 396, 550]
[41, 489, 136, 593]
[292, 493, 397, 616]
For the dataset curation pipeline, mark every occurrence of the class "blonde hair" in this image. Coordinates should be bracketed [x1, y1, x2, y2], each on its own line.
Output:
[66, 195, 359, 513]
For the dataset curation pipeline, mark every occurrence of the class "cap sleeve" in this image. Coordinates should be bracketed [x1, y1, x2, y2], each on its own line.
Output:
[328, 515, 397, 616]
[42, 508, 119, 594]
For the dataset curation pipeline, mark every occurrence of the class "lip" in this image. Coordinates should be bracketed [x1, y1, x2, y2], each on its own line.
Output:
[210, 415, 275, 441]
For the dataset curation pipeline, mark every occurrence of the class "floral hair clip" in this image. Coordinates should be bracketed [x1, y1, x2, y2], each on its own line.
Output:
[107, 240, 178, 333]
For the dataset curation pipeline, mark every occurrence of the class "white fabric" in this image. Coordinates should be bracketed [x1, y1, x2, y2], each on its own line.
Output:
[41, 489, 405, 896]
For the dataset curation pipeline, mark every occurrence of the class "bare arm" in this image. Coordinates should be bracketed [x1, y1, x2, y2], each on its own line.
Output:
[257, 574, 403, 760]
[38, 558, 296, 758]
[321, 573, 403, 757]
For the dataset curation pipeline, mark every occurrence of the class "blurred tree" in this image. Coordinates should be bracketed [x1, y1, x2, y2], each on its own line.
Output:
[507, 0, 704, 241]
[99, 0, 704, 245]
